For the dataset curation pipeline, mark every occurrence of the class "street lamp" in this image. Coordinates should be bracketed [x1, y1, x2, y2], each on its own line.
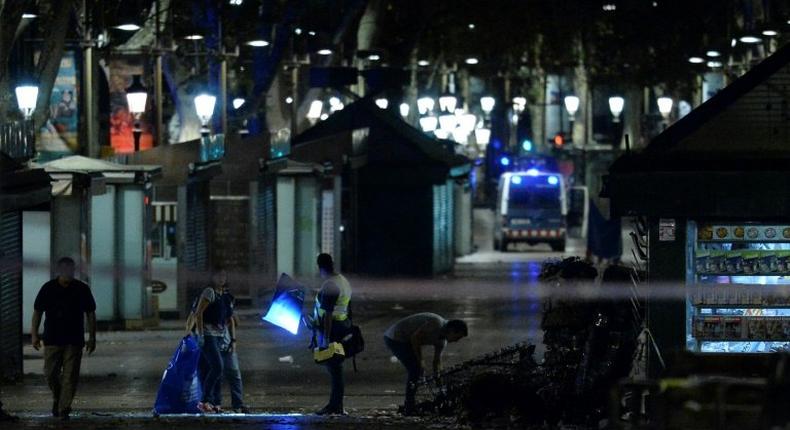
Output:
[419, 116, 438, 132]
[399, 102, 410, 118]
[232, 97, 245, 110]
[15, 83, 39, 119]
[480, 96, 495, 115]
[657, 96, 673, 119]
[608, 96, 625, 123]
[375, 97, 389, 109]
[438, 113, 458, 131]
[438, 93, 458, 113]
[307, 100, 323, 123]
[125, 75, 147, 151]
[194, 93, 217, 138]
[512, 96, 527, 114]
[474, 127, 491, 146]
[417, 96, 435, 115]
[563, 95, 580, 118]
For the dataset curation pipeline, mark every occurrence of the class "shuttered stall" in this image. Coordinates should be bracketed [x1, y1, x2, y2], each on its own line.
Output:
[432, 181, 455, 274]
[252, 178, 277, 305]
[0, 211, 22, 381]
[210, 196, 250, 298]
[179, 181, 210, 315]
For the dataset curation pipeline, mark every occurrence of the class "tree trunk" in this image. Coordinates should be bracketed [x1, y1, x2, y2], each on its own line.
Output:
[33, 0, 77, 130]
[0, 0, 28, 120]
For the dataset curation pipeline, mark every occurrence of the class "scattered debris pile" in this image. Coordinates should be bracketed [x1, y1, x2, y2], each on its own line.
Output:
[413, 258, 645, 427]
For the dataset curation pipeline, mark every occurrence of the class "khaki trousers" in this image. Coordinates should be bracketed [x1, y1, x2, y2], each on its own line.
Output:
[43, 345, 83, 414]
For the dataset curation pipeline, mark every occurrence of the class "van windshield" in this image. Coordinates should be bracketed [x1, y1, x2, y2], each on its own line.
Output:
[508, 183, 560, 210]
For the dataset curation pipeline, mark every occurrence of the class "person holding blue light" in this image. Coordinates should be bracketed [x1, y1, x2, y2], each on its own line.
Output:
[313, 253, 353, 416]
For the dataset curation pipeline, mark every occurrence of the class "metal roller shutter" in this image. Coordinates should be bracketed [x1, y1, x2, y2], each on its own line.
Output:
[255, 180, 277, 285]
[0, 211, 22, 381]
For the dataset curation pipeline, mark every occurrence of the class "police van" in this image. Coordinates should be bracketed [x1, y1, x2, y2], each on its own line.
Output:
[494, 169, 567, 252]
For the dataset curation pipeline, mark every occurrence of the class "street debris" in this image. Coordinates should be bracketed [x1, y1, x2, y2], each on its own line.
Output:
[412, 258, 644, 428]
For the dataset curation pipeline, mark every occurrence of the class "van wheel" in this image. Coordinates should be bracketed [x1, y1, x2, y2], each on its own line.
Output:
[550, 241, 566, 252]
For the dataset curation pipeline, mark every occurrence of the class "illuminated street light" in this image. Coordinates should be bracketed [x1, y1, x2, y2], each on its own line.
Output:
[512, 96, 527, 114]
[307, 100, 323, 122]
[15, 83, 39, 119]
[657, 96, 673, 119]
[417, 96, 435, 115]
[419, 116, 438, 132]
[399, 103, 410, 118]
[438, 113, 458, 131]
[126, 75, 147, 151]
[232, 98, 245, 110]
[608, 96, 624, 123]
[246, 39, 270, 47]
[762, 29, 779, 37]
[739, 35, 762, 44]
[375, 98, 389, 109]
[688, 56, 705, 64]
[438, 93, 458, 113]
[480, 96, 495, 115]
[316, 48, 333, 56]
[194, 93, 217, 137]
[563, 95, 580, 117]
[184, 34, 203, 40]
[474, 128, 491, 146]
[285, 96, 294, 104]
[368, 54, 381, 61]
[417, 60, 430, 67]
[459, 113, 477, 132]
[707, 61, 723, 68]
[465, 57, 479, 65]
[706, 50, 721, 57]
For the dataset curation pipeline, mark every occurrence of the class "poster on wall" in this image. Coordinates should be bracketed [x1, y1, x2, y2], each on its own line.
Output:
[36, 50, 79, 159]
[109, 58, 153, 153]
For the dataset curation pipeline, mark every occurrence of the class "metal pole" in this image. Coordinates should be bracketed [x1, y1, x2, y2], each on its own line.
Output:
[154, 0, 164, 146]
[83, 0, 97, 157]
[220, 58, 228, 135]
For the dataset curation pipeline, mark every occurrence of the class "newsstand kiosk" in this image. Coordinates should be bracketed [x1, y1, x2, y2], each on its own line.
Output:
[605, 43, 790, 377]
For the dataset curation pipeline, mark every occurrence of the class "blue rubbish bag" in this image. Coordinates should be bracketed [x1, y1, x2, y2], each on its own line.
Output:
[153, 335, 203, 414]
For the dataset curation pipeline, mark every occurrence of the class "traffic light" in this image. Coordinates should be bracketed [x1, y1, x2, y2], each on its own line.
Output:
[552, 133, 565, 148]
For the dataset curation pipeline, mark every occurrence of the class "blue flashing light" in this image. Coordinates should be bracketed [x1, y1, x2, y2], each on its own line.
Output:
[262, 292, 302, 335]
[500, 156, 511, 166]
[526, 168, 540, 176]
[547, 175, 559, 185]
[511, 175, 522, 185]
[521, 139, 533, 152]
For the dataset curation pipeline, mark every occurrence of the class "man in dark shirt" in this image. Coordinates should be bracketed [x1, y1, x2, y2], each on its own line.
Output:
[31, 257, 96, 420]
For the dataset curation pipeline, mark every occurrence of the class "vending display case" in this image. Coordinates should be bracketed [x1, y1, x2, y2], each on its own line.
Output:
[689, 222, 790, 353]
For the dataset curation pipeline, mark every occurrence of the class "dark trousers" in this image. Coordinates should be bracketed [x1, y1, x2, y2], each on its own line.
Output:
[325, 358, 344, 410]
[384, 337, 422, 409]
[214, 351, 244, 409]
[323, 319, 351, 410]
[201, 335, 224, 405]
[43, 345, 83, 414]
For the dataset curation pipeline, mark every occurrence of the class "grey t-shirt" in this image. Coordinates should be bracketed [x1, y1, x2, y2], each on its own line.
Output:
[384, 312, 447, 347]
[200, 287, 226, 337]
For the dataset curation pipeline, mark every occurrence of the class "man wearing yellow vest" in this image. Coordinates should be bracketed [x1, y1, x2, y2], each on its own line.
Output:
[314, 253, 352, 415]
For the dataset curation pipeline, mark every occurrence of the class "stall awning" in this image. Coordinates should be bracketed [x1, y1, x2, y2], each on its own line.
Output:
[37, 155, 161, 184]
[126, 139, 221, 186]
[0, 153, 51, 210]
[605, 43, 790, 218]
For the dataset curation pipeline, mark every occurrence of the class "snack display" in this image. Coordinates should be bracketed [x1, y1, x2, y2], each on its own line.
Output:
[692, 223, 790, 350]
[694, 316, 790, 341]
